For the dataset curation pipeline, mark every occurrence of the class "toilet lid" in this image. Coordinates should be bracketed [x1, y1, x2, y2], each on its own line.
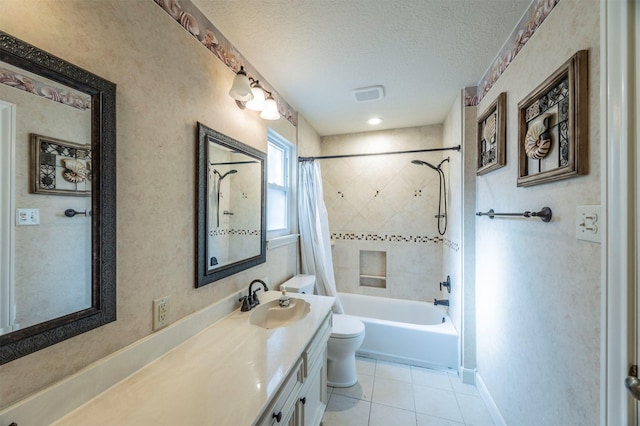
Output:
[332, 315, 365, 338]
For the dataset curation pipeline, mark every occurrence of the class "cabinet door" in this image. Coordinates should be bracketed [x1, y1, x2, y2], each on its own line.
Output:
[300, 346, 328, 426]
[258, 359, 304, 426]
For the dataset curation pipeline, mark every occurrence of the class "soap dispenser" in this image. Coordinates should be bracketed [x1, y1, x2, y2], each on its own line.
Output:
[279, 285, 290, 307]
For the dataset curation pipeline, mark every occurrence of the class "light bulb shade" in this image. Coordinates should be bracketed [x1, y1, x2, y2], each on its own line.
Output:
[260, 96, 280, 120]
[245, 83, 266, 111]
[228, 67, 254, 101]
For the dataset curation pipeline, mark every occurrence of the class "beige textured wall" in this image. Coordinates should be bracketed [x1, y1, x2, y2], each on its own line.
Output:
[297, 115, 322, 158]
[474, 0, 600, 423]
[0, 0, 298, 409]
[320, 126, 446, 302]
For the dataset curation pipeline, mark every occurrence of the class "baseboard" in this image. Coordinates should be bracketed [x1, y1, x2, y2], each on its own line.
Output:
[460, 366, 476, 385]
[0, 290, 242, 426]
[476, 373, 506, 426]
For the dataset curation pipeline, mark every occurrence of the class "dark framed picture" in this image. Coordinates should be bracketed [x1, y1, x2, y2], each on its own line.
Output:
[32, 133, 91, 196]
[517, 50, 588, 187]
[477, 92, 506, 175]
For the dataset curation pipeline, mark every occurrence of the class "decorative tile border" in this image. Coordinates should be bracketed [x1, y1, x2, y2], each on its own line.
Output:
[208, 228, 260, 237]
[331, 232, 443, 244]
[0, 64, 91, 110]
[443, 238, 460, 252]
[465, 0, 560, 106]
[152, 0, 298, 127]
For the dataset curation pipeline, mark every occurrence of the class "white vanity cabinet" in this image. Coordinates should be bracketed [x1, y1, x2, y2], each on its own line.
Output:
[257, 312, 331, 426]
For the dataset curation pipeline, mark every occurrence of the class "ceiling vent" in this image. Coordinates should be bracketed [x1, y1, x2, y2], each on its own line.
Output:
[353, 85, 385, 102]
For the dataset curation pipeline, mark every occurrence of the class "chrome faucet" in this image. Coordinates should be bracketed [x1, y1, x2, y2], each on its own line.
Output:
[433, 298, 449, 307]
[239, 279, 269, 311]
[246, 279, 269, 310]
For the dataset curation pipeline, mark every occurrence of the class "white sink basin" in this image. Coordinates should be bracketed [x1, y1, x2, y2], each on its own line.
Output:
[249, 298, 311, 329]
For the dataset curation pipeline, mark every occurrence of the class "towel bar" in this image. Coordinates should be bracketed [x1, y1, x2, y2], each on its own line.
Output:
[475, 207, 552, 222]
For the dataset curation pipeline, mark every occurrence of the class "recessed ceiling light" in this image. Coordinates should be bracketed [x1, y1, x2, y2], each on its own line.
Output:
[367, 117, 382, 125]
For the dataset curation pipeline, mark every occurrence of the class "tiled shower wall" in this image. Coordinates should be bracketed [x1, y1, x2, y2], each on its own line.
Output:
[321, 125, 447, 302]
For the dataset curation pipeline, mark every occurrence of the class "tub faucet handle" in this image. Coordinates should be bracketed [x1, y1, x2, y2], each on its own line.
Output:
[439, 275, 451, 293]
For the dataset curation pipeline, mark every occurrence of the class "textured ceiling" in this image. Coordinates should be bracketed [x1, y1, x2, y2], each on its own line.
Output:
[192, 0, 532, 136]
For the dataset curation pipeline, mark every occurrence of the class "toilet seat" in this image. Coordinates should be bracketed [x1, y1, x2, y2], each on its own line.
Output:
[331, 315, 365, 339]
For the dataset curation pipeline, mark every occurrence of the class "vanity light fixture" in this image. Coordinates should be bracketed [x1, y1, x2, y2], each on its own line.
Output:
[245, 80, 266, 111]
[260, 94, 280, 120]
[367, 117, 382, 125]
[228, 66, 253, 102]
[229, 66, 280, 120]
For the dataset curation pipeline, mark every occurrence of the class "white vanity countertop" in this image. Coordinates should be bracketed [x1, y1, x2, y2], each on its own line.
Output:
[53, 291, 335, 426]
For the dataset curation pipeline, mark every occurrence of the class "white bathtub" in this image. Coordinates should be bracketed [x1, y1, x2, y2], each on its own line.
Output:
[338, 292, 458, 370]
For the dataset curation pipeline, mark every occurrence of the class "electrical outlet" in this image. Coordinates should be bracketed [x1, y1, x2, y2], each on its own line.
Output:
[16, 208, 39, 226]
[576, 205, 601, 243]
[153, 296, 170, 331]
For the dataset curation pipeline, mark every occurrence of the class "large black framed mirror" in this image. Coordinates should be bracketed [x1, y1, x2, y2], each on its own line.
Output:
[196, 122, 266, 287]
[0, 31, 116, 364]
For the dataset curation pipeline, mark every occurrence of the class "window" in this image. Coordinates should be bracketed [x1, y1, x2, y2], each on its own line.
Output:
[267, 129, 295, 237]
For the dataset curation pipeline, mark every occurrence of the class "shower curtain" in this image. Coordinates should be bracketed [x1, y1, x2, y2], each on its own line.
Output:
[298, 161, 344, 314]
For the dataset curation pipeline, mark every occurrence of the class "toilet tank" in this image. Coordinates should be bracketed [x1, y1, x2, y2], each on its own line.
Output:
[281, 274, 315, 294]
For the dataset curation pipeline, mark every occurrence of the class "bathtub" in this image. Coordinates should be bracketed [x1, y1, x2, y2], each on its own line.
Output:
[338, 292, 458, 370]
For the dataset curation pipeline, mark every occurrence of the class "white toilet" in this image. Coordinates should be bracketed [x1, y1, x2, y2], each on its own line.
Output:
[281, 275, 365, 388]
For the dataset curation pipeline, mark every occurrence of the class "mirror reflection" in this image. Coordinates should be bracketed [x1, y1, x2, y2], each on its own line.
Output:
[0, 30, 116, 365]
[197, 123, 266, 287]
[0, 61, 92, 335]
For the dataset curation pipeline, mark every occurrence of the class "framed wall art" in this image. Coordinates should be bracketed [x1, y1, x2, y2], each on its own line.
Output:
[477, 92, 507, 175]
[32, 133, 91, 196]
[517, 50, 588, 187]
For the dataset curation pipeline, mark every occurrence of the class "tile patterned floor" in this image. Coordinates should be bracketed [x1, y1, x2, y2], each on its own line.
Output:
[321, 357, 495, 426]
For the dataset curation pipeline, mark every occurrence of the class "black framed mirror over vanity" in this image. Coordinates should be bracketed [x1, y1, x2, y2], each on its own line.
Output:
[196, 122, 266, 287]
[0, 31, 116, 364]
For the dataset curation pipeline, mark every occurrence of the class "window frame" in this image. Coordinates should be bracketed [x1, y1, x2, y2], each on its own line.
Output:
[267, 129, 296, 238]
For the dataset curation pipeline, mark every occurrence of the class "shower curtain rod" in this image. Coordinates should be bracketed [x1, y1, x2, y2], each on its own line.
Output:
[298, 145, 461, 162]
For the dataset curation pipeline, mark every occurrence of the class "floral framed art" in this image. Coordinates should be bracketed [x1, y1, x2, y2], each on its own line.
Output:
[517, 50, 589, 187]
[477, 92, 506, 175]
[32, 133, 91, 196]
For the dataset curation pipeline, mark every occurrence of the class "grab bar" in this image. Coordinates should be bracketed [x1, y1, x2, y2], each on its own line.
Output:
[475, 207, 552, 223]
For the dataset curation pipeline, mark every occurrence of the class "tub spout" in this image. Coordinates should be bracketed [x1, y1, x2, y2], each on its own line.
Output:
[434, 298, 449, 307]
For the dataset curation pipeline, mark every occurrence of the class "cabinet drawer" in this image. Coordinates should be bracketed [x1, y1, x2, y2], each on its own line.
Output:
[303, 312, 331, 378]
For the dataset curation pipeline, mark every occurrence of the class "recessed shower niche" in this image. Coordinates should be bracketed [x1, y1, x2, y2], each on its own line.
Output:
[359, 250, 387, 288]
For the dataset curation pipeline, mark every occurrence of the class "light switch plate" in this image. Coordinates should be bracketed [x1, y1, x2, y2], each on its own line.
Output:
[576, 205, 601, 243]
[16, 208, 39, 226]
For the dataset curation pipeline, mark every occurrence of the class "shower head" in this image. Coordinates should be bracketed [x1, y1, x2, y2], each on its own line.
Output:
[411, 159, 439, 171]
[411, 158, 450, 171]
[217, 169, 238, 181]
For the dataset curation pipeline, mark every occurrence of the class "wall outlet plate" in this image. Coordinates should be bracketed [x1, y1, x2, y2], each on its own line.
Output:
[16, 208, 39, 226]
[153, 296, 170, 331]
[576, 205, 601, 243]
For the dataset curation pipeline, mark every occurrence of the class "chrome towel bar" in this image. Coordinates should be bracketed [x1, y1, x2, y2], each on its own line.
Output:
[475, 207, 552, 222]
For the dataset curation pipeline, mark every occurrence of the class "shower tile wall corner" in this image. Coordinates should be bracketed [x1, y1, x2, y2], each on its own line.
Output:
[321, 125, 448, 302]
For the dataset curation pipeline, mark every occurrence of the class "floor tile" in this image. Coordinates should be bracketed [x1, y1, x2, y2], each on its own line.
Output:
[411, 366, 453, 391]
[372, 377, 415, 411]
[449, 377, 480, 396]
[369, 403, 417, 426]
[323, 361, 494, 426]
[416, 412, 465, 426]
[375, 360, 412, 383]
[356, 356, 376, 376]
[332, 373, 374, 401]
[413, 385, 464, 423]
[456, 393, 495, 426]
[322, 394, 370, 426]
